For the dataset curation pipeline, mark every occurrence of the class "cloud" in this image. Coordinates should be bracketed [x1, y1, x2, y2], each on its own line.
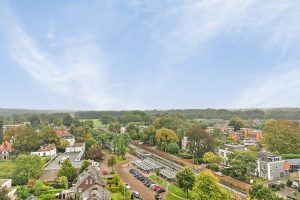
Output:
[234, 62, 300, 108]
[0, 3, 120, 109]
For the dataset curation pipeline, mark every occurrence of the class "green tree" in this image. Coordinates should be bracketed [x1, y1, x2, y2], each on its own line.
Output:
[228, 150, 257, 178]
[176, 167, 195, 197]
[85, 144, 105, 161]
[79, 160, 91, 173]
[186, 126, 215, 158]
[263, 120, 300, 154]
[85, 133, 97, 150]
[141, 125, 156, 146]
[166, 142, 180, 154]
[107, 156, 117, 172]
[0, 186, 9, 200]
[14, 154, 44, 185]
[15, 185, 30, 200]
[228, 116, 245, 131]
[0, 120, 3, 143]
[112, 174, 120, 185]
[192, 170, 232, 200]
[203, 152, 222, 164]
[250, 184, 284, 200]
[33, 180, 45, 196]
[63, 115, 73, 127]
[13, 126, 41, 152]
[58, 176, 68, 189]
[57, 160, 77, 183]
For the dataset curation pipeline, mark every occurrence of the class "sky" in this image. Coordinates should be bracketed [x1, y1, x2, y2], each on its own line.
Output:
[0, 0, 300, 110]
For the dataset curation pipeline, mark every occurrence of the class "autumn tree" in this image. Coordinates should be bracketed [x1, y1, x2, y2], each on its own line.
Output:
[3, 127, 17, 141]
[203, 152, 222, 164]
[40, 126, 60, 145]
[13, 126, 41, 152]
[263, 120, 300, 154]
[192, 170, 232, 200]
[156, 128, 178, 145]
[86, 144, 105, 161]
[176, 167, 195, 197]
[186, 126, 215, 158]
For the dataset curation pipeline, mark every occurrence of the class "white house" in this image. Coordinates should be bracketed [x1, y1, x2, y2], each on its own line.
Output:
[61, 135, 75, 147]
[66, 142, 85, 153]
[218, 144, 247, 166]
[181, 136, 188, 151]
[31, 144, 57, 157]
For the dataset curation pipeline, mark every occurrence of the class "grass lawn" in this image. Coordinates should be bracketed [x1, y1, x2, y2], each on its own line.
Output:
[166, 193, 183, 200]
[80, 119, 104, 128]
[0, 160, 16, 179]
[111, 192, 125, 200]
[149, 175, 168, 188]
[116, 156, 127, 163]
[168, 184, 189, 199]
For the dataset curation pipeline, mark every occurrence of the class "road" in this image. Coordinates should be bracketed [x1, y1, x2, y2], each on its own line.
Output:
[115, 154, 157, 200]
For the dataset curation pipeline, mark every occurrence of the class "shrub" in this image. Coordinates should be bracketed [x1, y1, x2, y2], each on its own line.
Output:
[206, 164, 220, 172]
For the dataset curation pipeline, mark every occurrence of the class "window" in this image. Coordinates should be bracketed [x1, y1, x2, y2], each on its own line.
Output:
[275, 165, 278, 169]
[90, 179, 93, 184]
[262, 165, 266, 170]
[86, 180, 89, 184]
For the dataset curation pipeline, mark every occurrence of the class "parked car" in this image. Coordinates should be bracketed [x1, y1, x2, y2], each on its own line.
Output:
[156, 188, 166, 193]
[131, 191, 142, 199]
[124, 183, 131, 190]
[155, 193, 163, 200]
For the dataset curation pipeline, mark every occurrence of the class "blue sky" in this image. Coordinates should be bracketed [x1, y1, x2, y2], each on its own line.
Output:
[0, 0, 300, 110]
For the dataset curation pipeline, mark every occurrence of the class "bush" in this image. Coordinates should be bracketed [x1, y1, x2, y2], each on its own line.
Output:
[193, 158, 204, 164]
[206, 164, 220, 172]
[106, 186, 121, 193]
[287, 179, 293, 187]
[281, 154, 300, 159]
[166, 142, 180, 154]
[177, 153, 193, 159]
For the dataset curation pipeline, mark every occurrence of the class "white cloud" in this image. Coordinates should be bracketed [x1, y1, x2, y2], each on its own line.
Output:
[0, 4, 120, 109]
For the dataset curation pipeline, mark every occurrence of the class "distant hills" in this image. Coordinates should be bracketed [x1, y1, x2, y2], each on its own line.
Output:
[1, 108, 300, 120]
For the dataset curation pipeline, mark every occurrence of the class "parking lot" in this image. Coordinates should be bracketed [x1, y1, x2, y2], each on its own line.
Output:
[115, 159, 157, 200]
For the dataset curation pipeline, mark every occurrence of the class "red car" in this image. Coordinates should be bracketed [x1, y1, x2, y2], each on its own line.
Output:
[152, 185, 161, 191]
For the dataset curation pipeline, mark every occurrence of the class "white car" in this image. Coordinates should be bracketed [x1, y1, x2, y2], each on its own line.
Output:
[214, 172, 223, 177]
[124, 183, 131, 189]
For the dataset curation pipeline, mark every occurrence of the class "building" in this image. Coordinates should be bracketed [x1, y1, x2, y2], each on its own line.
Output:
[243, 138, 258, 146]
[0, 141, 12, 160]
[285, 159, 300, 172]
[31, 144, 57, 157]
[57, 165, 111, 200]
[218, 144, 247, 166]
[120, 127, 126, 134]
[61, 135, 76, 147]
[205, 127, 214, 133]
[0, 179, 16, 200]
[181, 136, 188, 151]
[66, 142, 85, 153]
[56, 130, 72, 137]
[228, 132, 243, 142]
[256, 152, 287, 181]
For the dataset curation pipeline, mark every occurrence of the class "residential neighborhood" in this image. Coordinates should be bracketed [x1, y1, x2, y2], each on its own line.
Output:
[1, 1, 300, 200]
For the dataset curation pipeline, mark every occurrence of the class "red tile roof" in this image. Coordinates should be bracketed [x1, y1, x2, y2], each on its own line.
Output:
[0, 141, 12, 153]
[55, 130, 71, 137]
[35, 144, 56, 152]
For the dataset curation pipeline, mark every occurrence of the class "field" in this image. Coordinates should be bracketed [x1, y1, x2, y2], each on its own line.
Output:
[0, 160, 16, 179]
[80, 119, 105, 128]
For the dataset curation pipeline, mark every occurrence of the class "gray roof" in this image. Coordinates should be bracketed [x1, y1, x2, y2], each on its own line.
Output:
[74, 165, 106, 187]
[81, 185, 111, 200]
[258, 151, 282, 162]
[286, 159, 300, 166]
